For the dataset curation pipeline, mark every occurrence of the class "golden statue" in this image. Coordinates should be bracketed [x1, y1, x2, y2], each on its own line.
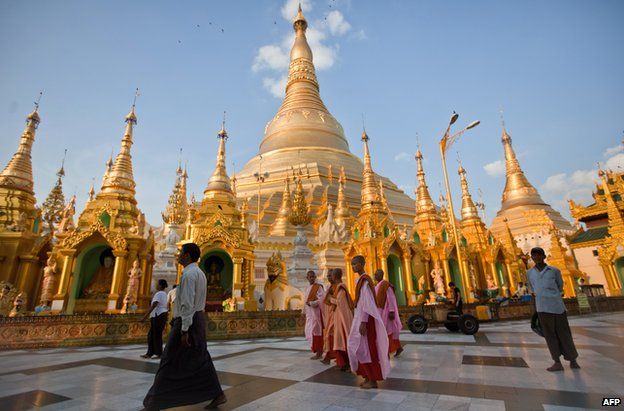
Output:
[263, 251, 303, 311]
[9, 292, 27, 317]
[39, 256, 58, 307]
[121, 259, 142, 313]
[82, 250, 115, 299]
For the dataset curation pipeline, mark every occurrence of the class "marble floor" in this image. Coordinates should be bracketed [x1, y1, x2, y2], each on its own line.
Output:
[1, 312, 623, 411]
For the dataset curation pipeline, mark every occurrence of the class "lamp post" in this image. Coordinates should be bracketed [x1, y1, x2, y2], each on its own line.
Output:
[438, 112, 480, 301]
[253, 155, 269, 237]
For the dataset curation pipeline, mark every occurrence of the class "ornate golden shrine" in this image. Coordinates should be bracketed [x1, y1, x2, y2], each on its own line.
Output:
[49, 105, 154, 314]
[569, 167, 624, 296]
[182, 123, 255, 310]
[0, 106, 52, 310]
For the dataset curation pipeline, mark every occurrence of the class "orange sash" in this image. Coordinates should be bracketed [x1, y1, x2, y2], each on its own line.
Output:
[355, 274, 375, 307]
[306, 283, 323, 303]
[375, 280, 394, 309]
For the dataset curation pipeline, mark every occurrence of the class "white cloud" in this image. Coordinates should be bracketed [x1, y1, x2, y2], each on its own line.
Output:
[325, 10, 351, 36]
[604, 144, 623, 158]
[252, 45, 290, 72]
[352, 29, 367, 40]
[394, 152, 412, 162]
[253, 0, 358, 98]
[483, 160, 505, 177]
[263, 76, 288, 98]
[605, 152, 624, 171]
[281, 0, 312, 21]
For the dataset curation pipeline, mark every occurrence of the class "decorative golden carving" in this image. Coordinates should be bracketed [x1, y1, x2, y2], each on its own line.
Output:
[61, 219, 128, 251]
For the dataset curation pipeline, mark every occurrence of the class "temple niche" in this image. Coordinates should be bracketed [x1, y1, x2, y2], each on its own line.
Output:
[182, 122, 256, 311]
[49, 105, 154, 314]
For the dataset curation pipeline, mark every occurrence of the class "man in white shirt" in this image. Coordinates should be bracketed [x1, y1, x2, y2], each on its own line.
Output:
[527, 247, 579, 372]
[141, 279, 169, 359]
[144, 243, 226, 409]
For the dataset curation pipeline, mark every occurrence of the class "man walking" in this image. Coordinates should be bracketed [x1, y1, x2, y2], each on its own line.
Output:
[143, 243, 226, 409]
[303, 270, 325, 360]
[527, 247, 580, 372]
[347, 256, 389, 389]
[374, 269, 403, 357]
[140, 279, 168, 360]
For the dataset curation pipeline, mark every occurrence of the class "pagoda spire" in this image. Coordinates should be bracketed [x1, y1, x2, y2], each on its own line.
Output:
[500, 126, 545, 209]
[41, 150, 67, 231]
[162, 162, 188, 225]
[101, 98, 138, 195]
[270, 175, 293, 236]
[0, 97, 41, 195]
[415, 148, 437, 218]
[204, 115, 232, 196]
[334, 166, 351, 226]
[458, 165, 481, 222]
[258, 4, 349, 154]
[360, 130, 380, 210]
[289, 174, 311, 226]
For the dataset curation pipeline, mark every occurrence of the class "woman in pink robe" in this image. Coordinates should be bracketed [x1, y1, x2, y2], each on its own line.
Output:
[374, 269, 404, 357]
[347, 256, 390, 389]
[329, 268, 354, 371]
[304, 270, 325, 359]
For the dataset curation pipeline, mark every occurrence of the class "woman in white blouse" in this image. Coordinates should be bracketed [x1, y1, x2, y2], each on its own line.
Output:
[141, 279, 169, 359]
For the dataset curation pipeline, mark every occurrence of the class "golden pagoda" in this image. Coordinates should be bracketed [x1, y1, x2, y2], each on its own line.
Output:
[235, 5, 415, 264]
[0, 103, 50, 309]
[40, 153, 67, 234]
[50, 103, 154, 314]
[569, 165, 624, 296]
[344, 131, 417, 304]
[490, 125, 575, 255]
[183, 121, 256, 309]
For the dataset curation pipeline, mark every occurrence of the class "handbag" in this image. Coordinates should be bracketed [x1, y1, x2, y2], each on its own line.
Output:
[530, 312, 544, 338]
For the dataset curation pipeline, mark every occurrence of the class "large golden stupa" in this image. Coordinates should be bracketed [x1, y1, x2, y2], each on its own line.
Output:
[235, 6, 414, 239]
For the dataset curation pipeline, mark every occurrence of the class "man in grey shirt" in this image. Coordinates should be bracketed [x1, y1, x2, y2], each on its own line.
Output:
[527, 247, 580, 372]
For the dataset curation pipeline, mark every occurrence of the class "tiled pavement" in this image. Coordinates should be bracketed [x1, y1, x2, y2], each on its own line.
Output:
[0, 312, 623, 410]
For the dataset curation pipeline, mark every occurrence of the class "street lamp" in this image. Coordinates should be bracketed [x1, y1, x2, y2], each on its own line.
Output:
[253, 155, 269, 237]
[438, 112, 480, 300]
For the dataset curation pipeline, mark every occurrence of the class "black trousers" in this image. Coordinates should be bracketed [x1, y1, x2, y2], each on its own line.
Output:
[143, 312, 223, 410]
[537, 312, 578, 361]
[146, 312, 167, 356]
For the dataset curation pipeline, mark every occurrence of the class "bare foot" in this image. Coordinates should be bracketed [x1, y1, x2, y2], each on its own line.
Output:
[361, 380, 378, 389]
[310, 353, 322, 360]
[570, 360, 581, 369]
[394, 347, 404, 358]
[359, 378, 369, 387]
[205, 393, 227, 409]
[140, 354, 152, 359]
[321, 358, 331, 365]
[547, 362, 564, 372]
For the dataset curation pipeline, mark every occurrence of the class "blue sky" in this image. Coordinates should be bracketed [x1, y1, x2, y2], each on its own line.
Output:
[1, 0, 623, 226]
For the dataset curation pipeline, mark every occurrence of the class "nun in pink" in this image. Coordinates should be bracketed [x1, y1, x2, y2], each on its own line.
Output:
[374, 269, 404, 357]
[304, 270, 325, 359]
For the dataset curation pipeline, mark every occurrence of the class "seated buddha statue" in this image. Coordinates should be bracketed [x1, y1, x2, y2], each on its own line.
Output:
[81, 251, 115, 299]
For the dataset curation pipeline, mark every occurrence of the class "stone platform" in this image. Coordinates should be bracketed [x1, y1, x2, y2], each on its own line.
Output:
[0, 313, 623, 410]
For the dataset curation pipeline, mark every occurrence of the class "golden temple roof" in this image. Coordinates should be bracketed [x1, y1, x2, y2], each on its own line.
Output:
[415, 149, 437, 219]
[100, 107, 137, 195]
[204, 121, 233, 196]
[500, 128, 545, 210]
[258, 5, 349, 155]
[360, 130, 380, 211]
[0, 108, 40, 195]
[458, 165, 480, 222]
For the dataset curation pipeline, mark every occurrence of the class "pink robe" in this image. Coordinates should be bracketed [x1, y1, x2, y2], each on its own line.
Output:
[375, 280, 403, 339]
[304, 282, 325, 349]
[348, 274, 390, 380]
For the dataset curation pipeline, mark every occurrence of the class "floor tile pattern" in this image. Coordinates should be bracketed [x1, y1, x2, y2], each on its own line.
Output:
[0, 312, 622, 410]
